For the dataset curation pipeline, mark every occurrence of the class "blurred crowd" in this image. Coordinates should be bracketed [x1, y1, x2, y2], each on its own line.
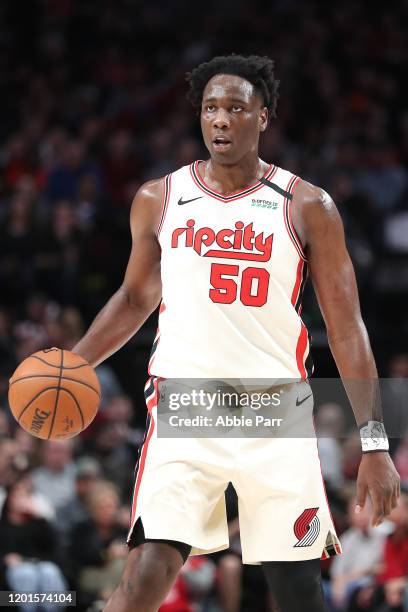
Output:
[0, 0, 407, 610]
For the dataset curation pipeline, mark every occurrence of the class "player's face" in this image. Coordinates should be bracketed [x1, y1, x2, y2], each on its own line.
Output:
[201, 74, 268, 164]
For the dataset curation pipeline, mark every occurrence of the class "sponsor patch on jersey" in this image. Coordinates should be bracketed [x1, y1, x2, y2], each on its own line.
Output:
[251, 198, 278, 209]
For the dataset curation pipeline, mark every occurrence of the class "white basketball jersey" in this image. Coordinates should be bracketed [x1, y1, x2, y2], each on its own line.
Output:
[148, 161, 312, 379]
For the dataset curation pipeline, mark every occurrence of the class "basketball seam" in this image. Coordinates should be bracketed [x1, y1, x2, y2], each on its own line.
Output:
[30, 355, 88, 370]
[47, 349, 64, 440]
[59, 387, 85, 430]
[9, 374, 100, 397]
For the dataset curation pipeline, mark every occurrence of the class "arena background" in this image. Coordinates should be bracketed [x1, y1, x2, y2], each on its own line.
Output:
[0, 0, 407, 610]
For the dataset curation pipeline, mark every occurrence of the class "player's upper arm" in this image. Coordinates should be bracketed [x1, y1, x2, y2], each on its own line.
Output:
[121, 177, 164, 313]
[292, 180, 364, 341]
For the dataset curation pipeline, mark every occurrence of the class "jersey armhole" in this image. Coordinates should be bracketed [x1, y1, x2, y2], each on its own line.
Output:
[283, 175, 307, 262]
[156, 174, 172, 237]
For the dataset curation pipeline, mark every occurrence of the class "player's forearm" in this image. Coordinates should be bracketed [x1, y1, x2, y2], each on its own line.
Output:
[72, 286, 159, 367]
[328, 322, 382, 426]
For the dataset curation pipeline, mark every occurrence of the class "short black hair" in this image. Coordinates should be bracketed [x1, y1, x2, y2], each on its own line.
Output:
[186, 54, 280, 119]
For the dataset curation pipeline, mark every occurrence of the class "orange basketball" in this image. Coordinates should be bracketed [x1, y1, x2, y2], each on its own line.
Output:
[8, 348, 100, 440]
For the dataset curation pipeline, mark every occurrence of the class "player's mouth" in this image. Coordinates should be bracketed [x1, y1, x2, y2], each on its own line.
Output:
[212, 135, 232, 152]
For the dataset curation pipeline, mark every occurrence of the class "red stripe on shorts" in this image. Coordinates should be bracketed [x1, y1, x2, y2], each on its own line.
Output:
[129, 379, 158, 526]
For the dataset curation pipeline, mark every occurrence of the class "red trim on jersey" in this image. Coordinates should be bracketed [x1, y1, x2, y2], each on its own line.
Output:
[296, 321, 308, 379]
[157, 174, 172, 236]
[148, 302, 166, 375]
[283, 176, 307, 261]
[146, 377, 159, 412]
[291, 258, 304, 307]
[130, 408, 156, 526]
[287, 177, 306, 257]
[190, 161, 277, 202]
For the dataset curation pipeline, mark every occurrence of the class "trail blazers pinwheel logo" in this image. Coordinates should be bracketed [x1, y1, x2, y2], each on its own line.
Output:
[293, 508, 320, 547]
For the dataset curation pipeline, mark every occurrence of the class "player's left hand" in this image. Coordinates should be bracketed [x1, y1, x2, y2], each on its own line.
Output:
[356, 452, 401, 526]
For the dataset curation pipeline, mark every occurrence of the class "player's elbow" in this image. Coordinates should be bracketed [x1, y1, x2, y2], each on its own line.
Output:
[119, 283, 161, 316]
[326, 317, 367, 347]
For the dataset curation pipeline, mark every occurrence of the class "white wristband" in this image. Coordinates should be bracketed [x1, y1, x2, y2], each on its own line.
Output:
[360, 420, 389, 453]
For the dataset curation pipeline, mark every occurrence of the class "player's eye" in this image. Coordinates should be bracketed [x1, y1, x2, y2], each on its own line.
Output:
[205, 104, 216, 112]
[231, 105, 243, 112]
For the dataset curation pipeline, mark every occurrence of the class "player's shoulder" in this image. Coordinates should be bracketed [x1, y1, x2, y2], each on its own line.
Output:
[292, 177, 333, 209]
[290, 177, 342, 238]
[132, 163, 190, 205]
[291, 177, 337, 223]
[133, 177, 165, 203]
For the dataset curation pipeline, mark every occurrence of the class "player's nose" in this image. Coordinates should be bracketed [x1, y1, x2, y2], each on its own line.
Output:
[212, 108, 230, 129]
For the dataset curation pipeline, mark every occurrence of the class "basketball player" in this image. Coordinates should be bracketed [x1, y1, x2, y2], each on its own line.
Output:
[72, 55, 400, 611]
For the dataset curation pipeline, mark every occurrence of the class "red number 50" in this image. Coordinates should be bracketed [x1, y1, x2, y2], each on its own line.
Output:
[209, 263, 270, 307]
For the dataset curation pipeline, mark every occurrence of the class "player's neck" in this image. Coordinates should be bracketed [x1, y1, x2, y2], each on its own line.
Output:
[202, 155, 268, 195]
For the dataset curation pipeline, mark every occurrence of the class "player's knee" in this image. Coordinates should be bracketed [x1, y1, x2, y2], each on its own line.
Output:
[136, 547, 178, 585]
[118, 544, 181, 607]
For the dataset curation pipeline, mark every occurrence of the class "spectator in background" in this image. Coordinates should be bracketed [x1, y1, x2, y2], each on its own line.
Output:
[0, 193, 37, 304]
[102, 394, 141, 446]
[31, 439, 76, 514]
[384, 353, 408, 457]
[45, 139, 100, 204]
[13, 293, 55, 362]
[13, 429, 40, 470]
[354, 143, 408, 215]
[341, 434, 362, 483]
[88, 402, 140, 499]
[56, 456, 101, 549]
[395, 433, 408, 486]
[68, 481, 128, 605]
[375, 491, 408, 611]
[159, 556, 216, 612]
[102, 130, 142, 208]
[0, 474, 67, 611]
[94, 366, 124, 410]
[35, 199, 84, 303]
[75, 173, 100, 231]
[0, 437, 19, 513]
[330, 498, 388, 611]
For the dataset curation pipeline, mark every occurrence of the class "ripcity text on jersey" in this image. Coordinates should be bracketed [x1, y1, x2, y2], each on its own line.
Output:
[148, 161, 313, 379]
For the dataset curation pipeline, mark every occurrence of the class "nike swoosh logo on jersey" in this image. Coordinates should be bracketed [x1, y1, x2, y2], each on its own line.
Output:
[296, 394, 312, 406]
[178, 196, 203, 205]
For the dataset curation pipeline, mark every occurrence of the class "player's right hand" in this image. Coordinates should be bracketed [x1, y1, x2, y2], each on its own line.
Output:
[356, 452, 401, 526]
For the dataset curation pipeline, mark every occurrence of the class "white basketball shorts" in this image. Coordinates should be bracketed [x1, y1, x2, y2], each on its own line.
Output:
[127, 376, 341, 564]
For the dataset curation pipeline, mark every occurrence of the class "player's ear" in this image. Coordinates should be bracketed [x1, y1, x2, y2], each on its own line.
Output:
[259, 107, 268, 132]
